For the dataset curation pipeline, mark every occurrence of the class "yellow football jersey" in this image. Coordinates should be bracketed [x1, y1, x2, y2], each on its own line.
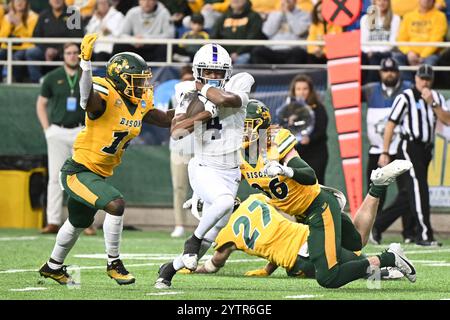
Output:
[240, 128, 321, 220]
[215, 194, 309, 270]
[72, 77, 154, 177]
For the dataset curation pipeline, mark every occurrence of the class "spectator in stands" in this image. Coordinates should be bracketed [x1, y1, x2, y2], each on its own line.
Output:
[169, 66, 194, 238]
[277, 74, 329, 184]
[29, 0, 50, 13]
[306, 0, 342, 64]
[391, 0, 445, 17]
[65, 0, 96, 20]
[251, 0, 310, 64]
[36, 43, 95, 236]
[85, 0, 124, 62]
[174, 13, 209, 62]
[111, 0, 138, 15]
[361, 0, 401, 83]
[25, 0, 84, 83]
[199, 0, 229, 29]
[159, 0, 192, 29]
[250, 0, 278, 20]
[0, 0, 38, 82]
[393, 0, 447, 74]
[114, 0, 175, 62]
[211, 0, 264, 64]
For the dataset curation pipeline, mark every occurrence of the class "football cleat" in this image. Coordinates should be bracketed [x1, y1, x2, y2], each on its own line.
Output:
[154, 278, 171, 289]
[387, 243, 416, 283]
[415, 240, 443, 247]
[107, 259, 135, 285]
[154, 262, 176, 289]
[381, 267, 404, 280]
[370, 160, 412, 186]
[38, 263, 75, 285]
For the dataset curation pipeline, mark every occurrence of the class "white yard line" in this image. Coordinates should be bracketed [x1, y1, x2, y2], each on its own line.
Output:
[285, 295, 322, 299]
[146, 292, 182, 296]
[367, 248, 450, 256]
[9, 287, 48, 292]
[0, 236, 39, 241]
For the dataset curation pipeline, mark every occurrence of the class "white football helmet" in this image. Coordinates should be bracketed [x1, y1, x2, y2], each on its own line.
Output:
[192, 43, 232, 89]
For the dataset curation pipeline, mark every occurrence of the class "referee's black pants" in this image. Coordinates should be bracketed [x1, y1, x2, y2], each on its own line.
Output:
[368, 154, 416, 240]
[397, 139, 435, 242]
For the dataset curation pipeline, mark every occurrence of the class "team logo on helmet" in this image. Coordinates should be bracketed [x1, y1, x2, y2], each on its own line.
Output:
[108, 58, 129, 78]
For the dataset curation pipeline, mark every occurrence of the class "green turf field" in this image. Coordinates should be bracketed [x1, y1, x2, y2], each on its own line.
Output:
[0, 229, 449, 300]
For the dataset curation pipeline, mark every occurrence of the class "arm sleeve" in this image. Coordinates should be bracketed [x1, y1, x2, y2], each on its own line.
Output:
[79, 68, 93, 110]
[286, 156, 317, 185]
[388, 93, 407, 124]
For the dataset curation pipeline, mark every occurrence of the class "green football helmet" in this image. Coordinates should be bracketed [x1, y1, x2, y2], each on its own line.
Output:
[244, 99, 272, 148]
[106, 52, 152, 105]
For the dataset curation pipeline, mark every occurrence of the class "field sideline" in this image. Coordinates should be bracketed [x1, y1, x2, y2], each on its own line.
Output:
[1, 229, 449, 300]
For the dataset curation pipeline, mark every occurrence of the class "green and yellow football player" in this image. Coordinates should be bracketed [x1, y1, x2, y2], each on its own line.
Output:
[236, 99, 417, 288]
[39, 34, 175, 285]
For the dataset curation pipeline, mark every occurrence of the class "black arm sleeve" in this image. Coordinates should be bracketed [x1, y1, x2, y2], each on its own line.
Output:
[286, 156, 317, 185]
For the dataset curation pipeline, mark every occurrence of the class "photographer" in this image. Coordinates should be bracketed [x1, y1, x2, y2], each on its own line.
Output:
[277, 75, 328, 184]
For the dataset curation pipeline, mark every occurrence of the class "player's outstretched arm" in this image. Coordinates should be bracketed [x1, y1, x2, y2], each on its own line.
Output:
[79, 34, 104, 114]
[143, 109, 175, 128]
[263, 148, 317, 185]
[195, 243, 235, 274]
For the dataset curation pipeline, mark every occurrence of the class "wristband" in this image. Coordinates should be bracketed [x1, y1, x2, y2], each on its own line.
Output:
[200, 84, 212, 97]
[381, 152, 390, 156]
[80, 59, 92, 71]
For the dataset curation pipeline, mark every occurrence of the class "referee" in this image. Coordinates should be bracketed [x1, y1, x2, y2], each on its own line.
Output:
[378, 64, 450, 246]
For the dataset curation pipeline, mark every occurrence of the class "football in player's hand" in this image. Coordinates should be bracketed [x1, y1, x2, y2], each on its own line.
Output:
[185, 95, 205, 118]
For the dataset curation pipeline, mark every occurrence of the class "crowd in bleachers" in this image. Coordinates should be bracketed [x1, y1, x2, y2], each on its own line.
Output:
[1, 0, 450, 83]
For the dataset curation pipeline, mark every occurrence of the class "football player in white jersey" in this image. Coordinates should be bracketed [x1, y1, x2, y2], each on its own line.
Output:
[155, 43, 255, 289]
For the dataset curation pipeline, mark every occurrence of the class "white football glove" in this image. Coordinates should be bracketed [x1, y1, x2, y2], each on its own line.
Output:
[262, 160, 294, 178]
[182, 194, 203, 220]
[198, 94, 218, 118]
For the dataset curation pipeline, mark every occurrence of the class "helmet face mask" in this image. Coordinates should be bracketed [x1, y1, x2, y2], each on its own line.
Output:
[243, 99, 271, 148]
[106, 52, 153, 105]
[193, 44, 232, 89]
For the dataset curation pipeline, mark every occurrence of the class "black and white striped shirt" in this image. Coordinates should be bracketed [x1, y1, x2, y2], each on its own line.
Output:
[388, 88, 447, 144]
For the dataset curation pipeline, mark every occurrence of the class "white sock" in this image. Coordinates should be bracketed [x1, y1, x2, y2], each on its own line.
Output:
[193, 194, 234, 239]
[49, 220, 84, 268]
[103, 213, 123, 262]
[173, 255, 185, 270]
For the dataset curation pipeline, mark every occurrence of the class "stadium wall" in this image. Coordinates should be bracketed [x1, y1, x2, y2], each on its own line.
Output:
[1, 84, 449, 212]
